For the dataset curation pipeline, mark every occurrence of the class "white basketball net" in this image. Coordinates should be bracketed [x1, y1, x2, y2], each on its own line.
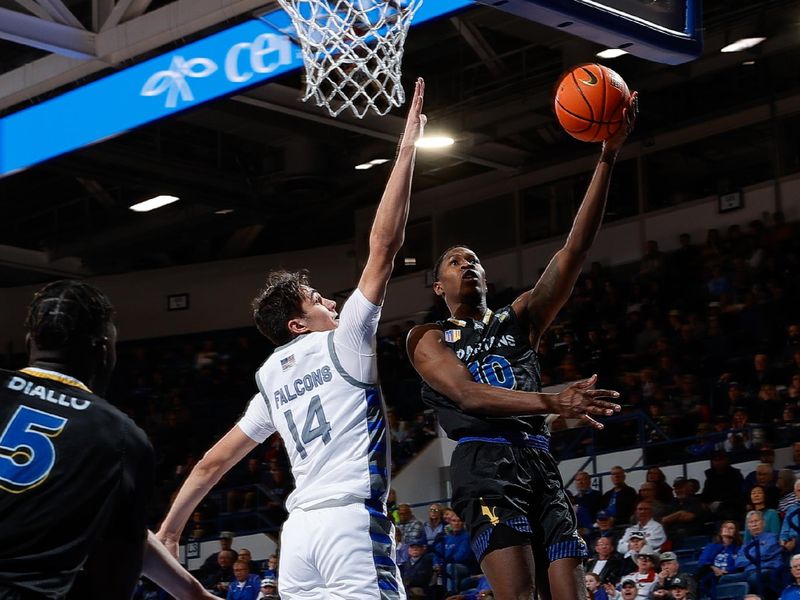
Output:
[276, 0, 423, 118]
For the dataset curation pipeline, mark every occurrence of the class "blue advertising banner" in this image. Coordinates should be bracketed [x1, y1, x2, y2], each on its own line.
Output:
[0, 0, 473, 178]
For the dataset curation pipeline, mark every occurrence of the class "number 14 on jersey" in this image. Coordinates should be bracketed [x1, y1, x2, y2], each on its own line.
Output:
[283, 395, 332, 459]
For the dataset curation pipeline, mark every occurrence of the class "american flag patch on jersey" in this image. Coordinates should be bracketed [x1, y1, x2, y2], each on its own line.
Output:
[280, 354, 296, 370]
[444, 329, 461, 343]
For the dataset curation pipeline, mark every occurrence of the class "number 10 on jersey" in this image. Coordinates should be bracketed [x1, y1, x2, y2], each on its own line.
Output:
[283, 395, 332, 459]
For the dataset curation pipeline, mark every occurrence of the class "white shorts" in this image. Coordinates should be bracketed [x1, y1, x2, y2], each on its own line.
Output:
[278, 500, 406, 600]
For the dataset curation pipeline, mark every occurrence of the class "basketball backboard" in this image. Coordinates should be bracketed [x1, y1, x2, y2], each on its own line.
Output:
[475, 0, 703, 65]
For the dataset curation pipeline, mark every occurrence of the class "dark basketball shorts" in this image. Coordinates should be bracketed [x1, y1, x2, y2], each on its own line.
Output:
[450, 435, 588, 564]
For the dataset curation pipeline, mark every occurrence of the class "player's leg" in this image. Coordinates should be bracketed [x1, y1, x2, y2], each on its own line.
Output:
[278, 508, 328, 600]
[479, 541, 536, 600]
[530, 449, 589, 600]
[316, 501, 405, 600]
[546, 557, 586, 600]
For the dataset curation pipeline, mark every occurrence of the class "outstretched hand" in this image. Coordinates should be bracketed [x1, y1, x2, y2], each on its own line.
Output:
[400, 77, 427, 148]
[549, 374, 620, 430]
[603, 91, 639, 154]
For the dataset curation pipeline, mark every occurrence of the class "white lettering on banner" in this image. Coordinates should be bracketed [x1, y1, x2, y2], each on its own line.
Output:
[141, 33, 292, 108]
[226, 34, 292, 83]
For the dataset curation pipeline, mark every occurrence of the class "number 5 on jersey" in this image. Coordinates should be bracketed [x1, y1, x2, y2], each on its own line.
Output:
[283, 395, 332, 459]
[0, 406, 68, 493]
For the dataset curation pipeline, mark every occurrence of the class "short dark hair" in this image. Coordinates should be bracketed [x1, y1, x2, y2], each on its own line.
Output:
[25, 280, 114, 350]
[252, 270, 309, 346]
[433, 244, 474, 282]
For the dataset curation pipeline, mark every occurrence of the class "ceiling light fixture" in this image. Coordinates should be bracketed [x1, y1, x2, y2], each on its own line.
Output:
[129, 195, 180, 212]
[369, 158, 390, 165]
[355, 163, 373, 170]
[215, 208, 234, 215]
[415, 135, 455, 149]
[720, 37, 766, 53]
[596, 48, 628, 59]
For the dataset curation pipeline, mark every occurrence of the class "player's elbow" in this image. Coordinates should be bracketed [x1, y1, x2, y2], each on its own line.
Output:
[194, 450, 227, 482]
[369, 232, 404, 257]
[448, 383, 482, 413]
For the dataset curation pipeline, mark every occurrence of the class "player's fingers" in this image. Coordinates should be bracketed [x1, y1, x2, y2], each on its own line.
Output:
[580, 413, 604, 430]
[588, 388, 620, 399]
[587, 397, 621, 410]
[586, 403, 619, 416]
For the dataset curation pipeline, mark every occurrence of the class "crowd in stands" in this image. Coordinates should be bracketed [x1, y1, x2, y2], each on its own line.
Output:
[7, 209, 800, 599]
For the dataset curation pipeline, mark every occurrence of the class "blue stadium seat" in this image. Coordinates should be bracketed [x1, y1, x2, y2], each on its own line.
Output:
[715, 582, 748, 600]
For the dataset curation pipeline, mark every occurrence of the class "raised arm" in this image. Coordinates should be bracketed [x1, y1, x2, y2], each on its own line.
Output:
[157, 425, 257, 557]
[407, 324, 620, 428]
[357, 78, 426, 305]
[514, 92, 639, 347]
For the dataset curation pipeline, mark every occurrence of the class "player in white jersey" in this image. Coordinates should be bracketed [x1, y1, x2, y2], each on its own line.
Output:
[157, 79, 428, 600]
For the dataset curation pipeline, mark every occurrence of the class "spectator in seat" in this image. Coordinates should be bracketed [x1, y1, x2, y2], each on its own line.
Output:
[586, 510, 618, 549]
[663, 577, 691, 600]
[621, 548, 659, 599]
[203, 550, 237, 597]
[645, 468, 674, 506]
[744, 485, 780, 542]
[586, 572, 612, 600]
[397, 504, 425, 545]
[587, 536, 625, 586]
[609, 578, 640, 600]
[661, 478, 705, 539]
[261, 554, 278, 580]
[649, 551, 697, 600]
[227, 560, 261, 600]
[743, 463, 781, 508]
[638, 482, 669, 521]
[575, 471, 604, 528]
[700, 450, 745, 521]
[720, 511, 783, 597]
[435, 514, 477, 595]
[620, 535, 650, 576]
[779, 554, 800, 600]
[603, 466, 639, 525]
[780, 481, 800, 553]
[424, 503, 445, 548]
[257, 577, 278, 600]
[401, 536, 435, 600]
[617, 503, 666, 555]
[696, 520, 742, 599]
[199, 532, 237, 579]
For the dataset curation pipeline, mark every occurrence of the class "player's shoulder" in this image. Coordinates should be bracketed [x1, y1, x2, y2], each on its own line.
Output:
[407, 322, 444, 343]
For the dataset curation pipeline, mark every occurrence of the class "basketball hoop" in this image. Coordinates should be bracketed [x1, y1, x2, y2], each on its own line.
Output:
[275, 0, 423, 118]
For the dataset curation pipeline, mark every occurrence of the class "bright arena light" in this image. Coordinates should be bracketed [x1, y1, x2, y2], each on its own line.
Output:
[369, 158, 390, 165]
[596, 48, 628, 59]
[129, 195, 180, 212]
[355, 163, 373, 170]
[415, 135, 455, 149]
[720, 37, 766, 53]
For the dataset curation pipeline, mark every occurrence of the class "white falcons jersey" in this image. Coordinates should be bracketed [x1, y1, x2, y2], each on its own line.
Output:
[238, 289, 390, 513]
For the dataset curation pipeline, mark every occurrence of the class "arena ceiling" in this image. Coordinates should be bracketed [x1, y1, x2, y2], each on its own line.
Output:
[0, 0, 799, 287]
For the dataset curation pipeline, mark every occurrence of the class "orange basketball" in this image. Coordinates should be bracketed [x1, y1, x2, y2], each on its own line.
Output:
[554, 63, 630, 143]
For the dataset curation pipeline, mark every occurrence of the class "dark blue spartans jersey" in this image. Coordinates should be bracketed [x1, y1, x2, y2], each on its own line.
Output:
[420, 305, 549, 440]
[0, 368, 154, 599]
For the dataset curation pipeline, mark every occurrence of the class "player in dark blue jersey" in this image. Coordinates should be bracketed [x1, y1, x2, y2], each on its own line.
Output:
[0, 280, 214, 600]
[407, 93, 638, 600]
